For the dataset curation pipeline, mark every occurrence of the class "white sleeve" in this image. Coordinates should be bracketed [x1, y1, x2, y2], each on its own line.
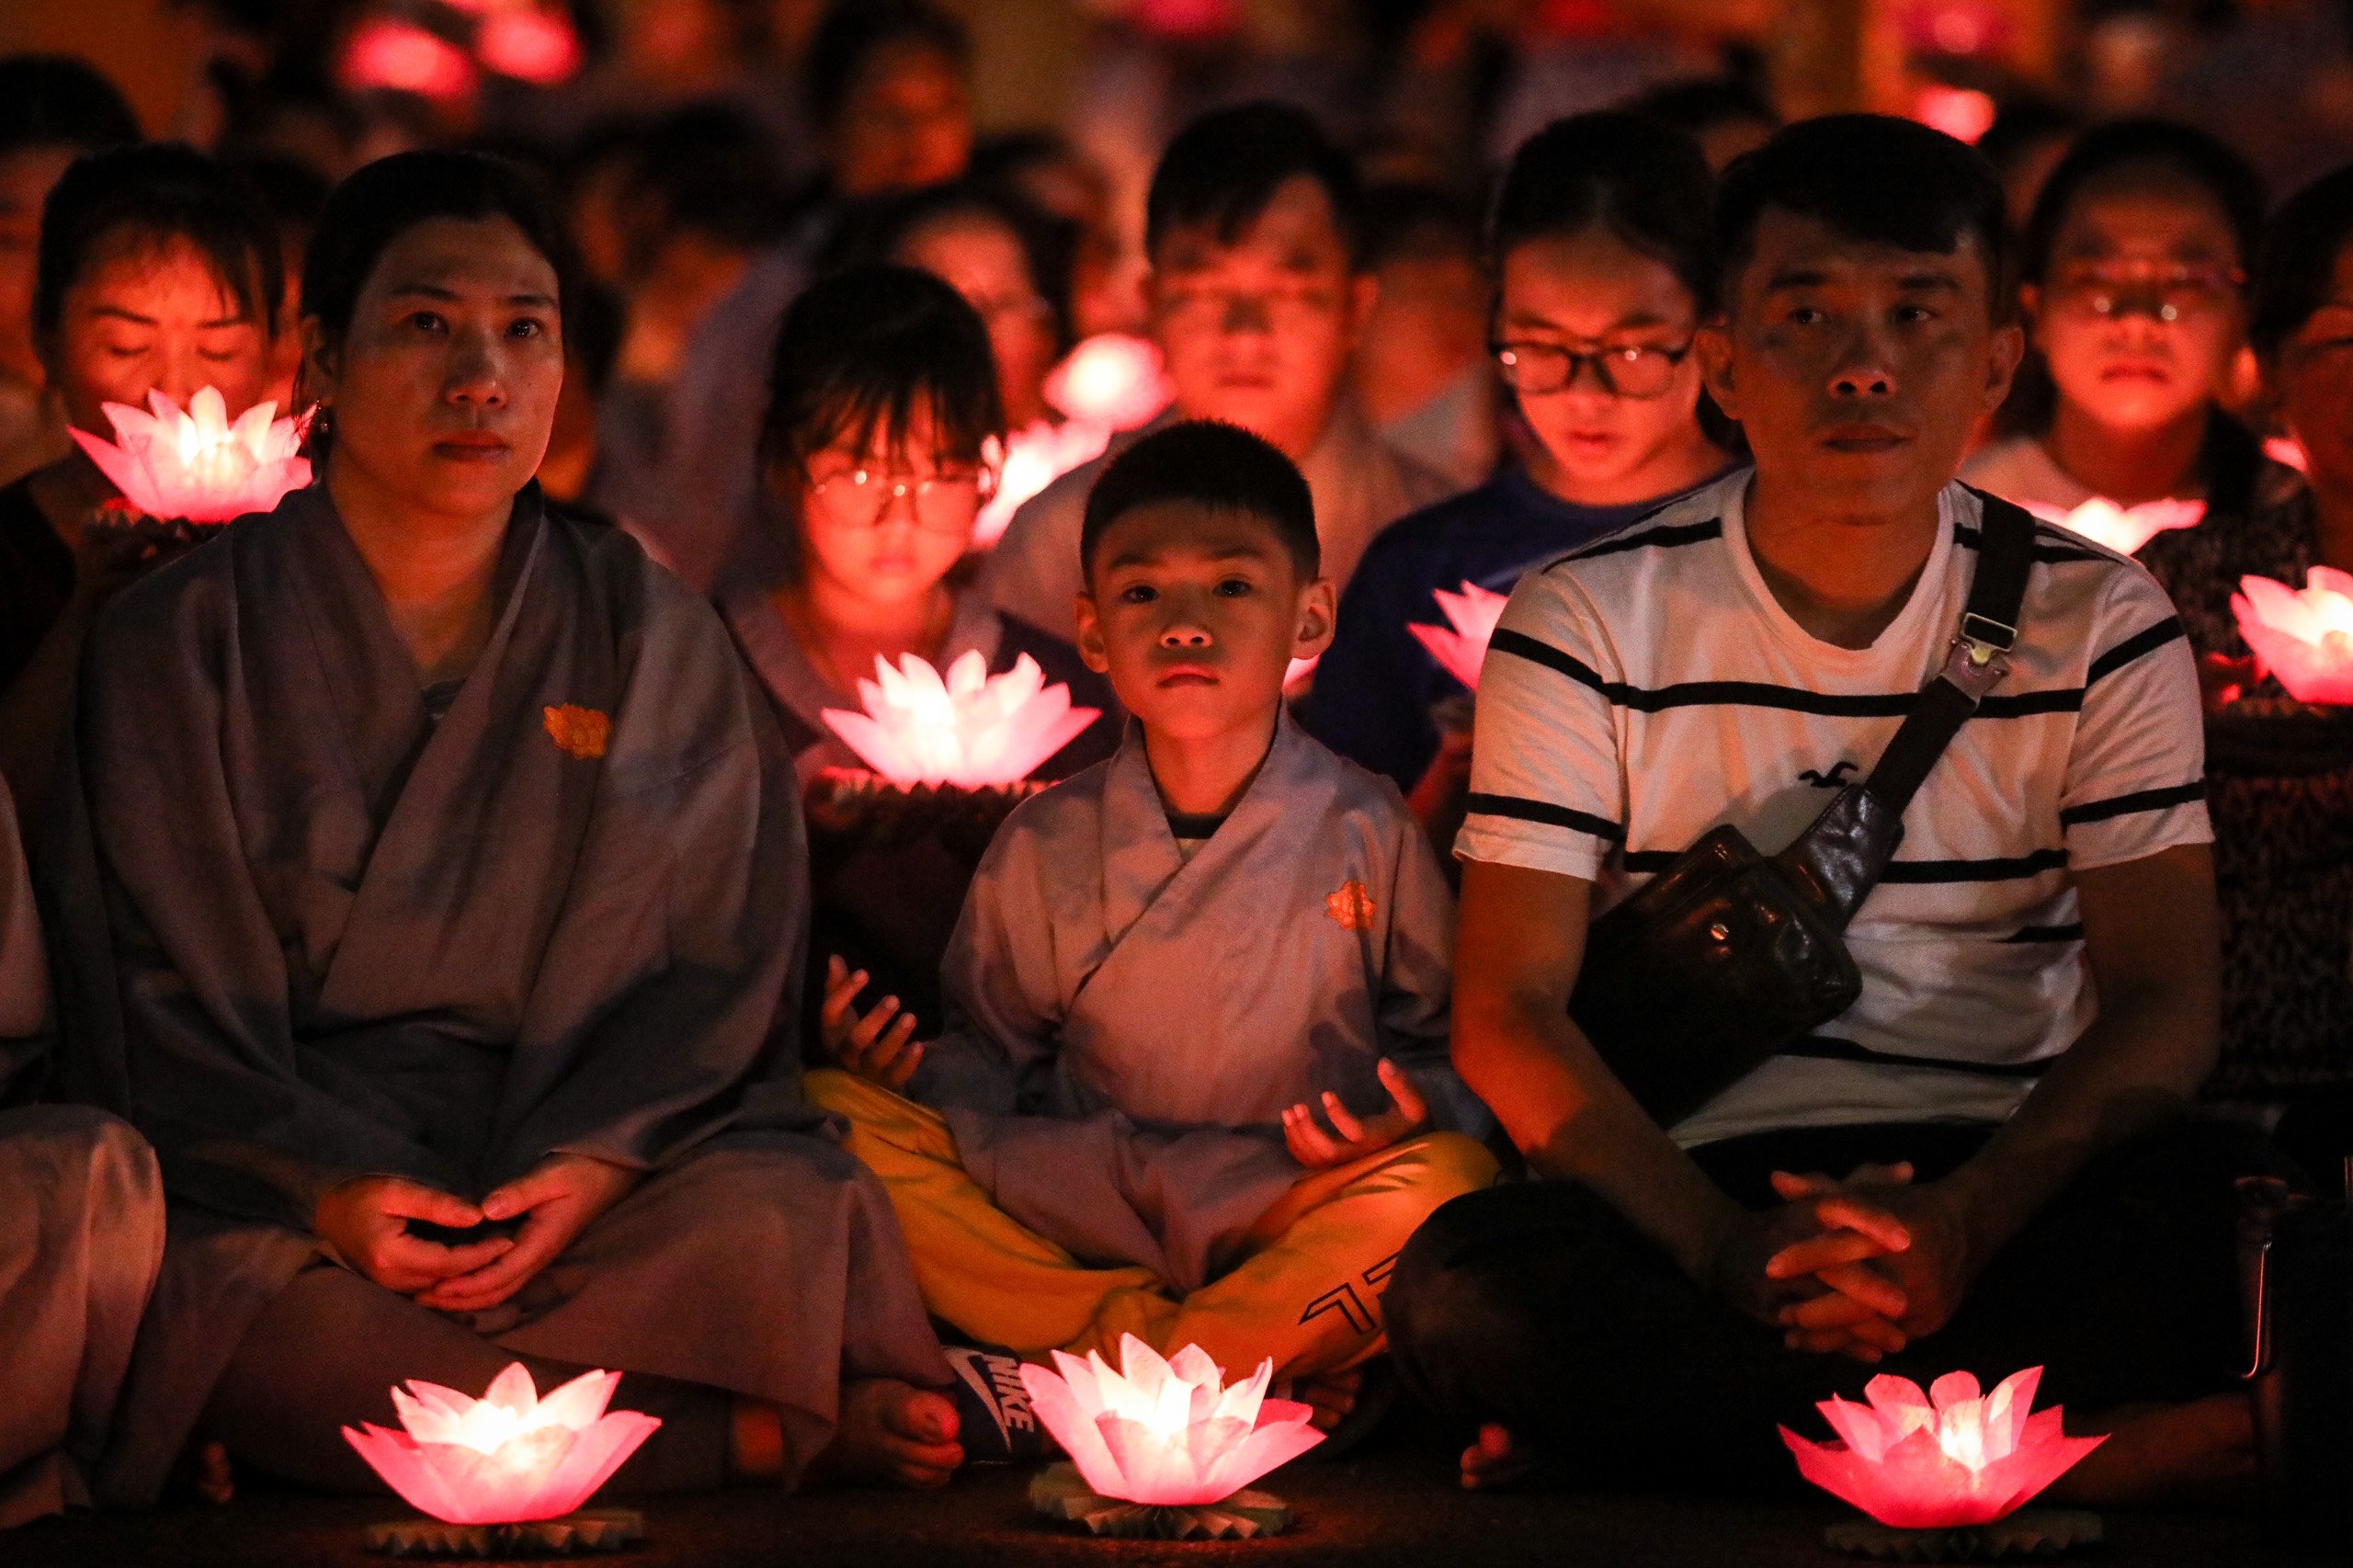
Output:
[2058, 566, 2212, 871]
[1453, 564, 1624, 882]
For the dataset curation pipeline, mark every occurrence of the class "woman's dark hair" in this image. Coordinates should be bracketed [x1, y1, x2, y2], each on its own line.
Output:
[828, 180, 1079, 355]
[1492, 111, 1719, 317]
[760, 264, 1003, 480]
[302, 150, 577, 352]
[0, 55, 139, 157]
[805, 0, 970, 133]
[2018, 118, 2266, 289]
[34, 143, 284, 344]
[2249, 164, 2353, 358]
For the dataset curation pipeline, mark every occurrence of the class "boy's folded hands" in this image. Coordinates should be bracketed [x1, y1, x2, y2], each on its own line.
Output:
[822, 955, 925, 1090]
[1282, 1058, 1431, 1168]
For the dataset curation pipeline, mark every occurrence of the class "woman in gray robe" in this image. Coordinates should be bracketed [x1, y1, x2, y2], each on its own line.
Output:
[56, 151, 960, 1506]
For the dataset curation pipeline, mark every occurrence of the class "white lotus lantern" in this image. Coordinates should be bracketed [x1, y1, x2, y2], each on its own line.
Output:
[2025, 497, 2203, 557]
[2234, 566, 2353, 706]
[821, 650, 1099, 789]
[70, 387, 311, 525]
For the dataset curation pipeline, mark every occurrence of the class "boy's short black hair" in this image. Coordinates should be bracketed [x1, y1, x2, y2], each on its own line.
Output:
[1145, 102, 1367, 271]
[1716, 114, 2007, 304]
[761, 263, 1002, 474]
[0, 55, 139, 158]
[1081, 420, 1318, 582]
[2252, 164, 2353, 358]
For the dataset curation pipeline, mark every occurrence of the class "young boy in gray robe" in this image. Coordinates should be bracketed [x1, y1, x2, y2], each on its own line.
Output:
[811, 421, 1499, 1423]
[0, 772, 165, 1529]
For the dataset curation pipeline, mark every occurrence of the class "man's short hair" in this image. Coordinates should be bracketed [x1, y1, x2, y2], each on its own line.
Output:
[1081, 420, 1319, 582]
[0, 55, 139, 159]
[1716, 115, 2007, 304]
[1145, 102, 1367, 271]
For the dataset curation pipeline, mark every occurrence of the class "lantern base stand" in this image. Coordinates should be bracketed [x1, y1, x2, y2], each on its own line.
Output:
[1029, 1462, 1294, 1540]
[363, 1509, 644, 1557]
[1824, 1509, 2103, 1562]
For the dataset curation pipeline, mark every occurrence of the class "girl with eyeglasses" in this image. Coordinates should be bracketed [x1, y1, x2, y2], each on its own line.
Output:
[720, 264, 1117, 1032]
[1302, 112, 1734, 827]
[1964, 119, 2269, 525]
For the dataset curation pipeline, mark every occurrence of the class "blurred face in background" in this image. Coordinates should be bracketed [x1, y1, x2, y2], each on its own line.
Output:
[829, 40, 972, 199]
[782, 398, 980, 612]
[1495, 223, 1716, 506]
[44, 231, 275, 437]
[0, 143, 81, 387]
[894, 210, 1059, 429]
[2023, 172, 2246, 437]
[1146, 175, 1372, 461]
[2269, 239, 2353, 505]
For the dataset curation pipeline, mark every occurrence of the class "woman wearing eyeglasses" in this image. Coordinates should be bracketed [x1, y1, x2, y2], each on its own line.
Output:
[1301, 113, 1734, 825]
[720, 265, 1117, 1034]
[1962, 120, 2269, 526]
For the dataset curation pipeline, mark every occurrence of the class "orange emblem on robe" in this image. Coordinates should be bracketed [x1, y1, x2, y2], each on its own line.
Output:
[543, 704, 610, 760]
[1324, 879, 1376, 933]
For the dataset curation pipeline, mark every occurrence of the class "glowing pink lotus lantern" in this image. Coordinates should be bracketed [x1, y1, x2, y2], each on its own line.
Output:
[1044, 335, 1173, 433]
[2268, 435, 2310, 473]
[822, 651, 1098, 789]
[1022, 1336, 1323, 1539]
[2234, 567, 2353, 706]
[973, 419, 1116, 549]
[2026, 497, 2204, 556]
[343, 1365, 658, 1528]
[72, 388, 311, 525]
[1408, 581, 1512, 691]
[1783, 1369, 2103, 1533]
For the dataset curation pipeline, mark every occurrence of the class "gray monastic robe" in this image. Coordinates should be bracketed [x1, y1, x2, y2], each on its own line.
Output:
[0, 774, 164, 1529]
[910, 712, 1490, 1291]
[59, 485, 943, 1502]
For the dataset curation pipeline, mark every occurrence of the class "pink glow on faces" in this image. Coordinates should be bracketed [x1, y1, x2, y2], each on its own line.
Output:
[1781, 1368, 2103, 1529]
[1019, 1335, 1323, 1506]
[342, 1364, 659, 1526]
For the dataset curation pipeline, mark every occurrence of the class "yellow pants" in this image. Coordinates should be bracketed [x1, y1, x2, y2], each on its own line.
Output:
[805, 1068, 1499, 1382]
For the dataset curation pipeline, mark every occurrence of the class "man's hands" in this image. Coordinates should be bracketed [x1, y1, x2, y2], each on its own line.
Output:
[821, 955, 924, 1090]
[412, 1153, 642, 1314]
[313, 1176, 514, 1295]
[1283, 1059, 1430, 1168]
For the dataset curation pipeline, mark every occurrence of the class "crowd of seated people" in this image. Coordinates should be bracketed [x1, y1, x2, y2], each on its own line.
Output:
[6, 0, 2353, 1538]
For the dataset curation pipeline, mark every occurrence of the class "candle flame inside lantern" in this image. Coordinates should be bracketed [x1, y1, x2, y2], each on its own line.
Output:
[1780, 1368, 2103, 1530]
[2026, 496, 2205, 557]
[2234, 565, 2353, 706]
[342, 1364, 659, 1526]
[1018, 1335, 1324, 1507]
[820, 650, 1100, 789]
[70, 387, 312, 525]
[1406, 581, 1512, 692]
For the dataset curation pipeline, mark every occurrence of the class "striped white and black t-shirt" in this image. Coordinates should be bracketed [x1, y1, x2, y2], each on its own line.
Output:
[1460, 471, 2211, 1148]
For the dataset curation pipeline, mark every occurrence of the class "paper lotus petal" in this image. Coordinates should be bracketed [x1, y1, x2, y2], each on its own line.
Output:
[973, 418, 1116, 549]
[1406, 580, 1512, 691]
[1019, 1335, 1323, 1506]
[2234, 566, 2353, 706]
[820, 650, 1099, 788]
[1781, 1367, 2103, 1529]
[2025, 496, 2204, 556]
[70, 387, 312, 524]
[1043, 335, 1173, 432]
[2267, 435, 2310, 472]
[342, 1364, 659, 1525]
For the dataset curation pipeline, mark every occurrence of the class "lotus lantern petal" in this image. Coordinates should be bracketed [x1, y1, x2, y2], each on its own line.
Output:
[821, 650, 1100, 788]
[973, 418, 1116, 549]
[1781, 1368, 2104, 1529]
[2026, 496, 2204, 556]
[342, 1364, 660, 1525]
[71, 387, 312, 525]
[1407, 580, 1512, 692]
[1020, 1335, 1324, 1507]
[2234, 566, 2353, 706]
[1043, 334, 1173, 432]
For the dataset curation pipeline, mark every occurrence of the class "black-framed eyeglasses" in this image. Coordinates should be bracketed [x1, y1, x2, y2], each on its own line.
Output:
[1492, 337, 1696, 400]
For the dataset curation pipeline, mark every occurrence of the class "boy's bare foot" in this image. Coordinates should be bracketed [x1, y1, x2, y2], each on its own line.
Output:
[1299, 1368, 1362, 1433]
[2044, 1392, 2256, 1508]
[810, 1379, 964, 1490]
[1460, 1423, 1536, 1491]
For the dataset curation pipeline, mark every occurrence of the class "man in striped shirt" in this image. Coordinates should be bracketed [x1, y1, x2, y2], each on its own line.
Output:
[1387, 117, 2264, 1499]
